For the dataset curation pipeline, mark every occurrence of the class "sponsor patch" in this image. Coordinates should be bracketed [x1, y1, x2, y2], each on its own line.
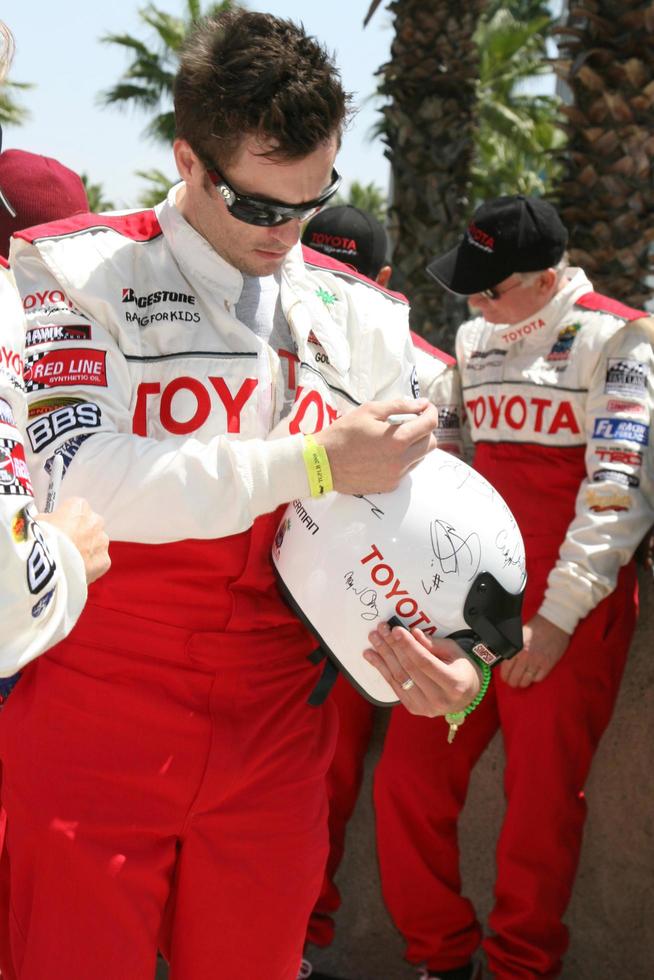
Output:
[0, 440, 33, 496]
[25, 324, 92, 347]
[594, 446, 643, 467]
[0, 345, 24, 379]
[436, 406, 461, 431]
[27, 522, 56, 594]
[121, 287, 196, 307]
[592, 469, 640, 488]
[32, 586, 57, 619]
[500, 318, 546, 344]
[28, 396, 84, 419]
[546, 323, 581, 362]
[467, 348, 507, 370]
[27, 402, 102, 452]
[592, 418, 649, 445]
[586, 484, 632, 513]
[22, 288, 77, 314]
[11, 507, 30, 542]
[44, 433, 92, 478]
[606, 399, 647, 416]
[605, 359, 648, 397]
[465, 393, 579, 435]
[315, 286, 337, 308]
[25, 349, 107, 391]
[0, 397, 16, 427]
[31, 588, 56, 618]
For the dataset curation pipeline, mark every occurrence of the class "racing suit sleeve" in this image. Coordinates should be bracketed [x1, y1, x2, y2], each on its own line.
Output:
[12, 243, 312, 544]
[539, 318, 654, 633]
[0, 269, 87, 675]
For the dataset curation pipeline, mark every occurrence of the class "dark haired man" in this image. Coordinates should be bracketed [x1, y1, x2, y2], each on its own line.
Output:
[373, 196, 653, 980]
[0, 11, 481, 980]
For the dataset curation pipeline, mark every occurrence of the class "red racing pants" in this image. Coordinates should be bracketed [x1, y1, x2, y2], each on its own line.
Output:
[0, 605, 337, 980]
[305, 676, 376, 948]
[374, 559, 637, 980]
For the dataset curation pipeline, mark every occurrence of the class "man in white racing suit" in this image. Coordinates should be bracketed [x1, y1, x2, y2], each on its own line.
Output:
[373, 195, 653, 980]
[0, 11, 481, 980]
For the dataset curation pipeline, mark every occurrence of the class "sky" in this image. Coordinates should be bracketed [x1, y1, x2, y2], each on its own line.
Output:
[5, 1, 394, 209]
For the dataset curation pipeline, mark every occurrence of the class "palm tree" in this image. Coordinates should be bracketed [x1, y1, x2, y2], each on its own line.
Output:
[472, 5, 565, 202]
[99, 0, 232, 145]
[552, 0, 654, 307]
[136, 168, 176, 207]
[365, 0, 486, 350]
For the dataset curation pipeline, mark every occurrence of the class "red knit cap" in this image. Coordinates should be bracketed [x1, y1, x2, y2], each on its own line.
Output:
[0, 149, 89, 259]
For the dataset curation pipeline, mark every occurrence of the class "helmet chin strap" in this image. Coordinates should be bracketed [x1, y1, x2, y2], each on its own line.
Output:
[0, 124, 16, 218]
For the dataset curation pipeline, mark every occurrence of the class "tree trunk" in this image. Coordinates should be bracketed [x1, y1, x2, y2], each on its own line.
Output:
[552, 0, 654, 307]
[376, 0, 486, 351]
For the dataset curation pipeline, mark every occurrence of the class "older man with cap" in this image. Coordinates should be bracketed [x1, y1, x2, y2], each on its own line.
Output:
[372, 195, 653, 980]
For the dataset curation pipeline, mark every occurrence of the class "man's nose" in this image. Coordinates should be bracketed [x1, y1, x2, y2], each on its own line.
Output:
[271, 218, 303, 247]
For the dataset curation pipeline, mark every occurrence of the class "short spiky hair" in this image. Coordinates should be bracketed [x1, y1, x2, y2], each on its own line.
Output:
[174, 10, 353, 168]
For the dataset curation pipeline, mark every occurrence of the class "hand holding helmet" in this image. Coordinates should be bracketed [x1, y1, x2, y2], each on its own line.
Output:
[272, 447, 527, 707]
[364, 622, 483, 717]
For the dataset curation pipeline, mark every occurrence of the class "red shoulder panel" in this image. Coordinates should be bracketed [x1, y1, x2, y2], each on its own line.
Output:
[15, 209, 162, 245]
[410, 329, 456, 365]
[575, 291, 647, 322]
[0, 255, 9, 269]
[301, 244, 408, 304]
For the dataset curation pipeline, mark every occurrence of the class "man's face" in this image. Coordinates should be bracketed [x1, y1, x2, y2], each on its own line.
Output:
[176, 135, 338, 277]
[468, 272, 555, 325]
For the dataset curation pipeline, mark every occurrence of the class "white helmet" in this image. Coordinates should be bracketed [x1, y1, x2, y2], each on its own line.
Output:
[272, 448, 526, 705]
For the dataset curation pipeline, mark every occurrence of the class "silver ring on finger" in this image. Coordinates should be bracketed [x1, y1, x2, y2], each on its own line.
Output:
[400, 676, 415, 692]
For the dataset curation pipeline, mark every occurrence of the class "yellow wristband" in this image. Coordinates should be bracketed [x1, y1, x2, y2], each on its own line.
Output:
[302, 434, 334, 498]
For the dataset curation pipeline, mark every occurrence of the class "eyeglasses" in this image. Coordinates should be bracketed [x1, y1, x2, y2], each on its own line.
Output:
[479, 279, 524, 301]
[204, 163, 342, 227]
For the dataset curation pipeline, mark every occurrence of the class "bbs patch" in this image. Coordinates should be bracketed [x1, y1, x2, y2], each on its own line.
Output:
[27, 521, 56, 595]
[27, 402, 102, 453]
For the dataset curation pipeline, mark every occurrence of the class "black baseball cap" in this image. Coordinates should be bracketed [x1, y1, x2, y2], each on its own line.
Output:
[301, 204, 388, 279]
[426, 195, 568, 296]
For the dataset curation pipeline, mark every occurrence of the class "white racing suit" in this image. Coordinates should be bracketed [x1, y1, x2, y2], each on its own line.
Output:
[0, 185, 418, 980]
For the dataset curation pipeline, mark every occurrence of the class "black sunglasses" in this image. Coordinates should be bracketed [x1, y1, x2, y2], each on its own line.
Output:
[204, 163, 341, 227]
[0, 125, 16, 218]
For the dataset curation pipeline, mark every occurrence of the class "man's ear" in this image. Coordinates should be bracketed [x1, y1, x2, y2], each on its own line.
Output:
[376, 265, 393, 288]
[173, 139, 203, 184]
[539, 268, 558, 294]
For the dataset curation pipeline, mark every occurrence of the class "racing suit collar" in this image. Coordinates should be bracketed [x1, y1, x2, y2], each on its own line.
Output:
[156, 183, 351, 375]
[280, 242, 351, 376]
[157, 182, 244, 308]
[488, 268, 594, 347]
